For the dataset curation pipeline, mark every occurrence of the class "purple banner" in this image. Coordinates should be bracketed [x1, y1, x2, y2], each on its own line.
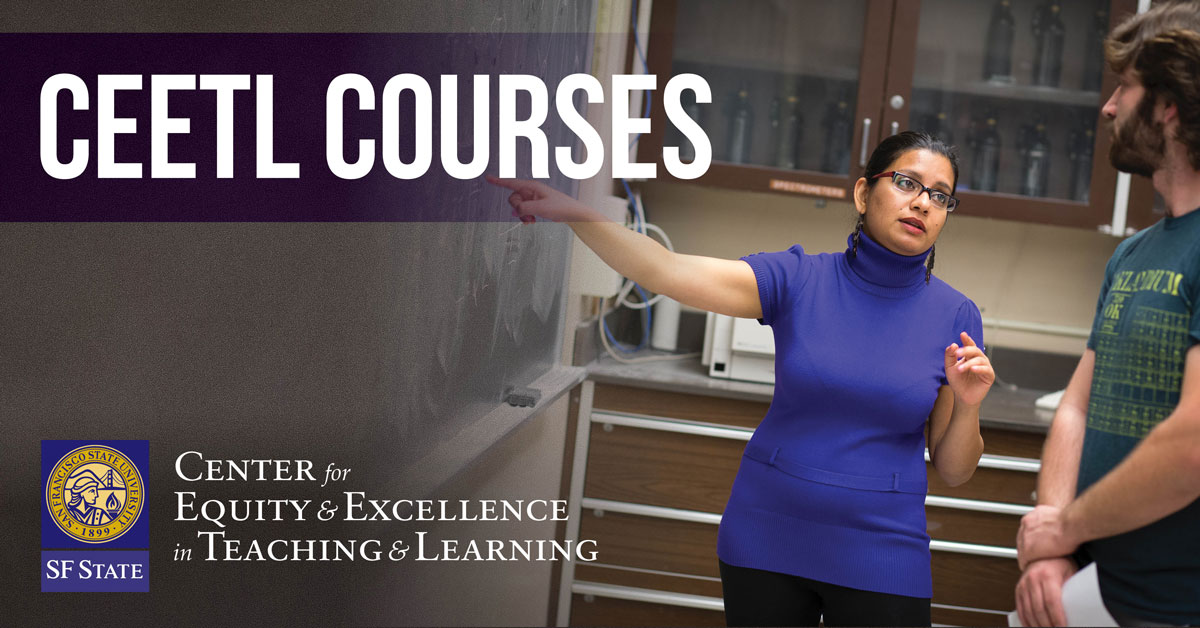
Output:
[42, 551, 149, 592]
[0, 33, 591, 221]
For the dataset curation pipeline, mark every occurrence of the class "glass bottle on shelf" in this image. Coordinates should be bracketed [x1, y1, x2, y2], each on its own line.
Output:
[769, 96, 782, 164]
[983, 0, 1016, 83]
[726, 84, 754, 164]
[822, 89, 853, 174]
[1083, 7, 1109, 92]
[678, 91, 704, 163]
[925, 110, 952, 144]
[1021, 120, 1052, 197]
[1070, 124, 1095, 202]
[970, 113, 1001, 193]
[1032, 2, 1066, 88]
[773, 94, 803, 170]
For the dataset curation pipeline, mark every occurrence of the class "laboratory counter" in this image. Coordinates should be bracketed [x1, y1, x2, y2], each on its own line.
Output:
[585, 351, 1056, 434]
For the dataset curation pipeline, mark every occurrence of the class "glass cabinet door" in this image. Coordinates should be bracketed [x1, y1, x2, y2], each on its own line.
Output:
[892, 0, 1134, 226]
[642, 0, 893, 198]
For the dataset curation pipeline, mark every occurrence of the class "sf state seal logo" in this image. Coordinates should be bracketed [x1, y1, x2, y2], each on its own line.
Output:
[45, 445, 144, 543]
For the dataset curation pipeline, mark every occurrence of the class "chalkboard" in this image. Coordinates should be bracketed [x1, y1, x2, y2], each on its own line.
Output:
[1, 0, 597, 491]
[2, 2, 597, 623]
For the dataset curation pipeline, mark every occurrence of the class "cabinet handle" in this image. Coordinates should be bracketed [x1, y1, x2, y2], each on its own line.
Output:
[859, 118, 872, 167]
[890, 121, 900, 136]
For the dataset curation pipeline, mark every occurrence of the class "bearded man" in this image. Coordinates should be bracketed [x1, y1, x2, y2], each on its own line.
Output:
[1014, 3, 1200, 626]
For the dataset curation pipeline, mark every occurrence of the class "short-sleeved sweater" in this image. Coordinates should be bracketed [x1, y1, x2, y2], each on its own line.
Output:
[716, 231, 984, 598]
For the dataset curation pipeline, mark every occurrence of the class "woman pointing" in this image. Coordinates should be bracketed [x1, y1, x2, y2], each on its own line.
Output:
[490, 131, 994, 627]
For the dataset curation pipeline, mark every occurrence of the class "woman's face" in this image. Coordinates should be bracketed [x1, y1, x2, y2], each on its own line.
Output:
[853, 148, 954, 256]
[81, 486, 98, 506]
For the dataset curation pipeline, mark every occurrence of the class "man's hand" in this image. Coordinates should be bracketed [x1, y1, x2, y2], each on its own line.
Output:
[1015, 557, 1077, 627]
[1017, 505, 1080, 570]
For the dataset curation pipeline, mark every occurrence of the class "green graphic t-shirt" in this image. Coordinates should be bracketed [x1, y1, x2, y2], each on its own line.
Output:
[1080, 208, 1200, 624]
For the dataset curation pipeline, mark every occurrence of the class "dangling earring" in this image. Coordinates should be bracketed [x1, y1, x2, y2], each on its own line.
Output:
[851, 215, 863, 258]
[925, 244, 936, 284]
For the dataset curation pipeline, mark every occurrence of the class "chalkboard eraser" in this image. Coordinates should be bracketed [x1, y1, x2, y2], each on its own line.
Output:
[504, 386, 542, 408]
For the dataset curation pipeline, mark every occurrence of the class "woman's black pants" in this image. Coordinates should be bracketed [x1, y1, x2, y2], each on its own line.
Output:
[719, 559, 931, 627]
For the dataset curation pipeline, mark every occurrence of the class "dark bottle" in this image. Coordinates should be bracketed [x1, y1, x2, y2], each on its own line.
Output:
[773, 94, 803, 169]
[970, 114, 1001, 193]
[1083, 8, 1109, 92]
[1021, 121, 1052, 197]
[924, 110, 952, 144]
[1069, 125, 1095, 202]
[822, 91, 853, 174]
[726, 84, 754, 164]
[1032, 2, 1066, 87]
[983, 0, 1016, 82]
[1017, 121, 1034, 163]
[769, 96, 781, 158]
[678, 92, 704, 163]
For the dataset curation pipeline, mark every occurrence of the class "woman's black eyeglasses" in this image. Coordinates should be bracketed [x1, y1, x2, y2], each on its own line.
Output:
[871, 171, 959, 212]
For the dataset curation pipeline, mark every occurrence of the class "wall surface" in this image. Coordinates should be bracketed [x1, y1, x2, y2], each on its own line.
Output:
[638, 180, 1123, 356]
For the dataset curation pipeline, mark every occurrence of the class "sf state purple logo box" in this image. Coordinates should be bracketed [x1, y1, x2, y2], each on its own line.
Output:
[41, 440, 149, 592]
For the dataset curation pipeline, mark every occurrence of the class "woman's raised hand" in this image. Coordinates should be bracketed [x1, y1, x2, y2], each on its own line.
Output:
[486, 176, 601, 223]
[944, 332, 995, 407]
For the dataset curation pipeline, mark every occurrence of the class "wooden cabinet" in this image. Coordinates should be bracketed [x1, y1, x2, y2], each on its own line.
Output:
[558, 381, 1046, 627]
[638, 0, 1155, 231]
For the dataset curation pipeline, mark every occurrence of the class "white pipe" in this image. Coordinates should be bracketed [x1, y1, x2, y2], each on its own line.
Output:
[1112, 172, 1131, 237]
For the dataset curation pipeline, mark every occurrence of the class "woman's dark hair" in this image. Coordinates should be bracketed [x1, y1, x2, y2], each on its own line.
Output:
[863, 131, 959, 194]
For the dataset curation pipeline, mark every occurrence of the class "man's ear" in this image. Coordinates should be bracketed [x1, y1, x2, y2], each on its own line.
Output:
[1162, 99, 1178, 123]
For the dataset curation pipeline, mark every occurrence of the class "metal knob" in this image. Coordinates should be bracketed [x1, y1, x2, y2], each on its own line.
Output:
[889, 94, 906, 110]
[859, 118, 872, 167]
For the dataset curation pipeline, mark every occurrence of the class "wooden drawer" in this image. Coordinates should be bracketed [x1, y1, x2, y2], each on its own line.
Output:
[579, 509, 1019, 611]
[933, 551, 1021, 611]
[587, 422, 1039, 511]
[928, 463, 1038, 506]
[571, 593, 1007, 627]
[926, 505, 1021, 548]
[981, 427, 1046, 459]
[580, 510, 719, 578]
[584, 423, 742, 513]
[570, 594, 725, 626]
[592, 383, 768, 429]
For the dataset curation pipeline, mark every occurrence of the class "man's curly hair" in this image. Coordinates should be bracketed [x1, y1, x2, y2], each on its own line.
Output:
[1106, 1, 1200, 169]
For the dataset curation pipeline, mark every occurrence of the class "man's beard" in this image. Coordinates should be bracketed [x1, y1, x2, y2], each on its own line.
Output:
[1108, 96, 1166, 177]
